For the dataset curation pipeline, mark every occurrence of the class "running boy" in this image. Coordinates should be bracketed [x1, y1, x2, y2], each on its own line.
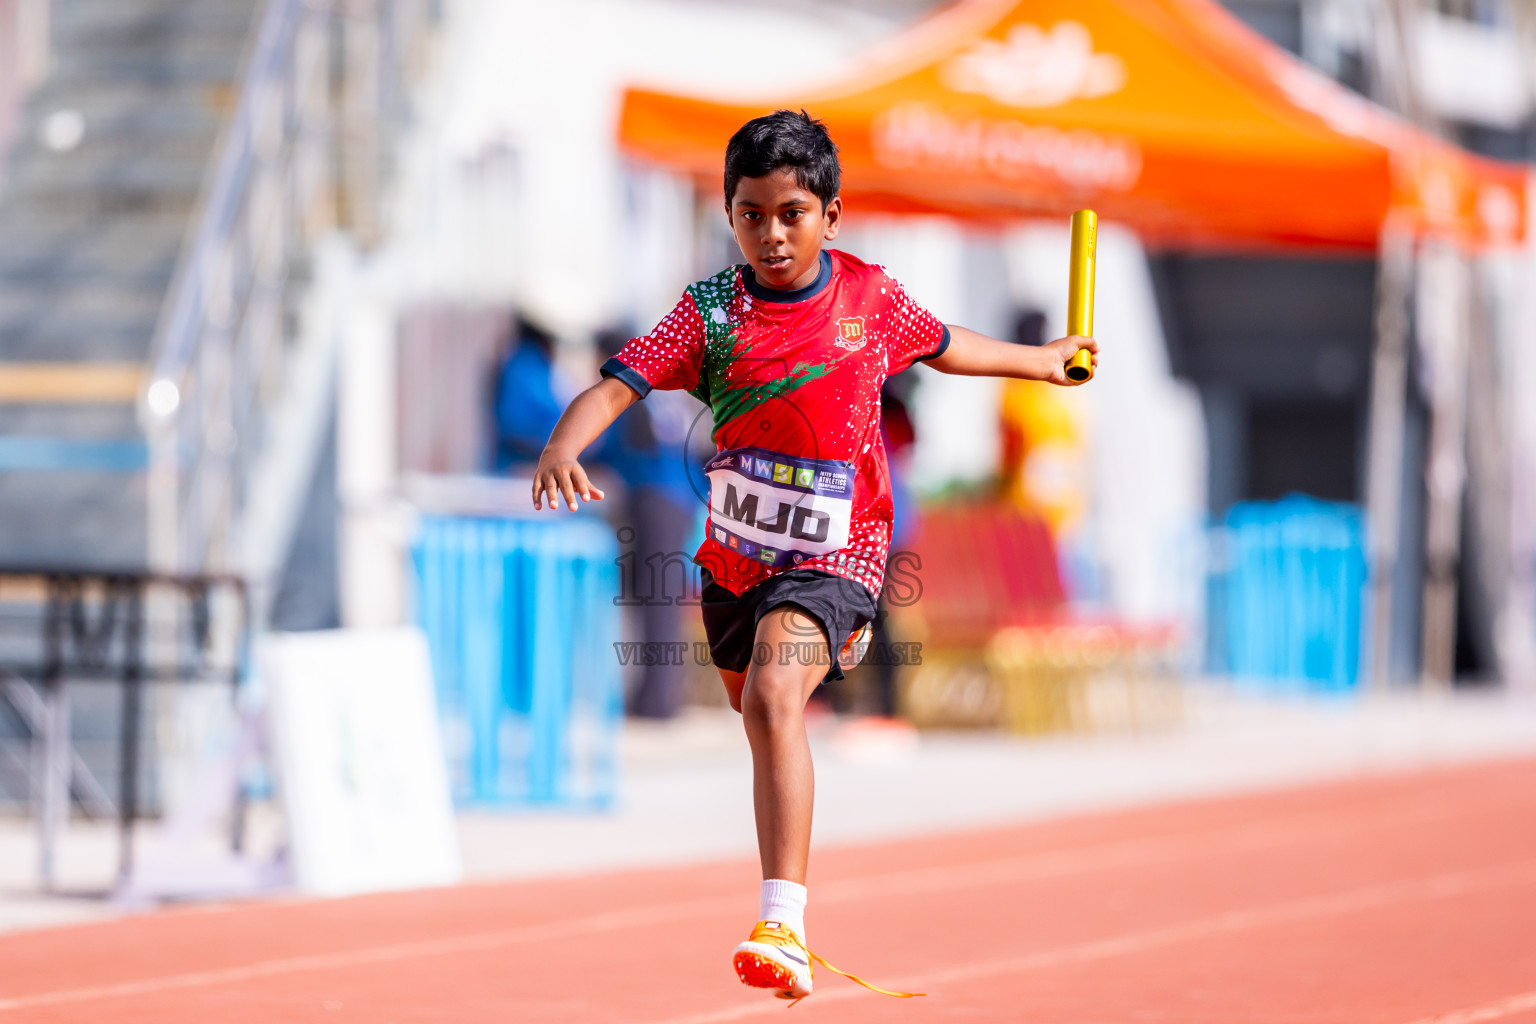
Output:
[532, 110, 1096, 1003]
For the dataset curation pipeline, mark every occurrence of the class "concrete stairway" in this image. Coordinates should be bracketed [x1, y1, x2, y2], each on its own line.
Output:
[0, 0, 262, 568]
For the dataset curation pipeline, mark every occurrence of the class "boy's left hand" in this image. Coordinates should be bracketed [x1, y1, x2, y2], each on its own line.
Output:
[926, 325, 1098, 383]
[1040, 335, 1098, 385]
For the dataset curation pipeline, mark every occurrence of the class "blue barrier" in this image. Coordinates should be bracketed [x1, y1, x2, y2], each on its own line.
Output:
[0, 437, 148, 471]
[413, 515, 621, 807]
[1211, 496, 1367, 692]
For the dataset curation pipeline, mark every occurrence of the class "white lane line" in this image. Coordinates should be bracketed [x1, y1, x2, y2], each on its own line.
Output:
[0, 794, 1510, 1014]
[640, 859, 1536, 1024]
[1406, 991, 1536, 1024]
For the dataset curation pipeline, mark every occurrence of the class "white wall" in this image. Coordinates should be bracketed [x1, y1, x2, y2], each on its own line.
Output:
[380, 0, 896, 335]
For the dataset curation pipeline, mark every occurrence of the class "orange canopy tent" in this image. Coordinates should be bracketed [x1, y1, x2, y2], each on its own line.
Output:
[618, 0, 1529, 251]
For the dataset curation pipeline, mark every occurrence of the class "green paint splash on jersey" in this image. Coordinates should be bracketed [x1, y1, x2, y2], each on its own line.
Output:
[686, 269, 842, 440]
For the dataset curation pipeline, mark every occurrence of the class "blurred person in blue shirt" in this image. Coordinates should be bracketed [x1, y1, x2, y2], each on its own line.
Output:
[494, 320, 703, 717]
[494, 319, 568, 470]
[592, 327, 706, 719]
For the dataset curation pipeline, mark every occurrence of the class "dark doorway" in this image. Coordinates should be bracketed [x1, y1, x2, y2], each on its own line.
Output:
[1246, 399, 1359, 503]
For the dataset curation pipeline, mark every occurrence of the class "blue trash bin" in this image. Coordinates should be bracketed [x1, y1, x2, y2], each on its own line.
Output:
[413, 515, 621, 807]
[1211, 496, 1367, 692]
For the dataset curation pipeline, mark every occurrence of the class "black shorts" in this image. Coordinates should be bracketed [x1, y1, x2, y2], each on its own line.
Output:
[700, 567, 878, 684]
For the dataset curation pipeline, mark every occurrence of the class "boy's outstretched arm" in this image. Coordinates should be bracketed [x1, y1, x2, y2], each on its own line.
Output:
[927, 326, 1098, 385]
[531, 376, 638, 511]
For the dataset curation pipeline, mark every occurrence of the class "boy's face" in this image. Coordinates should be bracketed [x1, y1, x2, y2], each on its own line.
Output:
[727, 168, 842, 292]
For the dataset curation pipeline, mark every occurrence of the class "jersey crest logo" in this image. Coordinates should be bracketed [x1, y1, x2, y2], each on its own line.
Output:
[834, 317, 867, 351]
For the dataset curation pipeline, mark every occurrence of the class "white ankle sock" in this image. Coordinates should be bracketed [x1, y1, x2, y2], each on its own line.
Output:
[759, 879, 807, 940]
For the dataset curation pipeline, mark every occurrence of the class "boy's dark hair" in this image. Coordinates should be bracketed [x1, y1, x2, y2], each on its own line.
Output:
[724, 109, 840, 208]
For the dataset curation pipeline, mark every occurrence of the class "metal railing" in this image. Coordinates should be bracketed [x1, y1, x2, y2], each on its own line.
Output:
[0, 568, 249, 891]
[142, 0, 333, 579]
[141, 0, 433, 581]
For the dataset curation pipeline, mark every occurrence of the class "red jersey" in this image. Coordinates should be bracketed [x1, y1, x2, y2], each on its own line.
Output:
[602, 249, 949, 598]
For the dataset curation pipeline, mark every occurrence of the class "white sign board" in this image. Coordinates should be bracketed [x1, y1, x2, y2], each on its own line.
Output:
[263, 627, 462, 896]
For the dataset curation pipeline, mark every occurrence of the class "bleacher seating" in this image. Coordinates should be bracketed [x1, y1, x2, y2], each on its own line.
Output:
[894, 500, 1181, 733]
[899, 501, 1065, 647]
[0, 0, 261, 568]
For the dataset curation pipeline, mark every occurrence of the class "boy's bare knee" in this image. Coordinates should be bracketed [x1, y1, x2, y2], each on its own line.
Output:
[742, 667, 808, 731]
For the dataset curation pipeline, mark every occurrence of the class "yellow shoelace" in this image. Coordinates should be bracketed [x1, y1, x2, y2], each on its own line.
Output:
[750, 922, 925, 1006]
[803, 946, 925, 1002]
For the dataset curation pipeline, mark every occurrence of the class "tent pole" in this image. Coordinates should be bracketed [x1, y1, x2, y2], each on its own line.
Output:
[1377, 0, 1439, 133]
[1500, 185, 1536, 691]
[1364, 220, 1413, 691]
[1461, 254, 1515, 685]
[1363, 0, 1438, 692]
[1417, 242, 1473, 689]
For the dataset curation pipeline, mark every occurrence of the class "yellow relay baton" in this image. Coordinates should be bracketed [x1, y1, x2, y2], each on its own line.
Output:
[1064, 209, 1096, 384]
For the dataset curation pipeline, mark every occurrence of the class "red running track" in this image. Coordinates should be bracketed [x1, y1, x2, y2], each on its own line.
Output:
[3, 756, 1535, 1023]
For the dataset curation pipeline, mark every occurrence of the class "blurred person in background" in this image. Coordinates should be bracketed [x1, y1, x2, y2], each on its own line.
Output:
[496, 319, 702, 717]
[998, 307, 1086, 533]
[846, 374, 917, 718]
[593, 328, 703, 719]
[997, 308, 1045, 503]
[494, 318, 570, 470]
[816, 372, 914, 718]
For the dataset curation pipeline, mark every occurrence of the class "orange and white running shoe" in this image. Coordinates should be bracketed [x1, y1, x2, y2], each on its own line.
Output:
[732, 920, 924, 1005]
[733, 920, 814, 1001]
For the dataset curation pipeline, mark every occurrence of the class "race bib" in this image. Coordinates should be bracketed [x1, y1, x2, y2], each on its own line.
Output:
[705, 447, 854, 568]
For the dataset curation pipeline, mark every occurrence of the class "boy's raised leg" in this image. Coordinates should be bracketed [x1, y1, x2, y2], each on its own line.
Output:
[730, 603, 831, 999]
[741, 604, 828, 884]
